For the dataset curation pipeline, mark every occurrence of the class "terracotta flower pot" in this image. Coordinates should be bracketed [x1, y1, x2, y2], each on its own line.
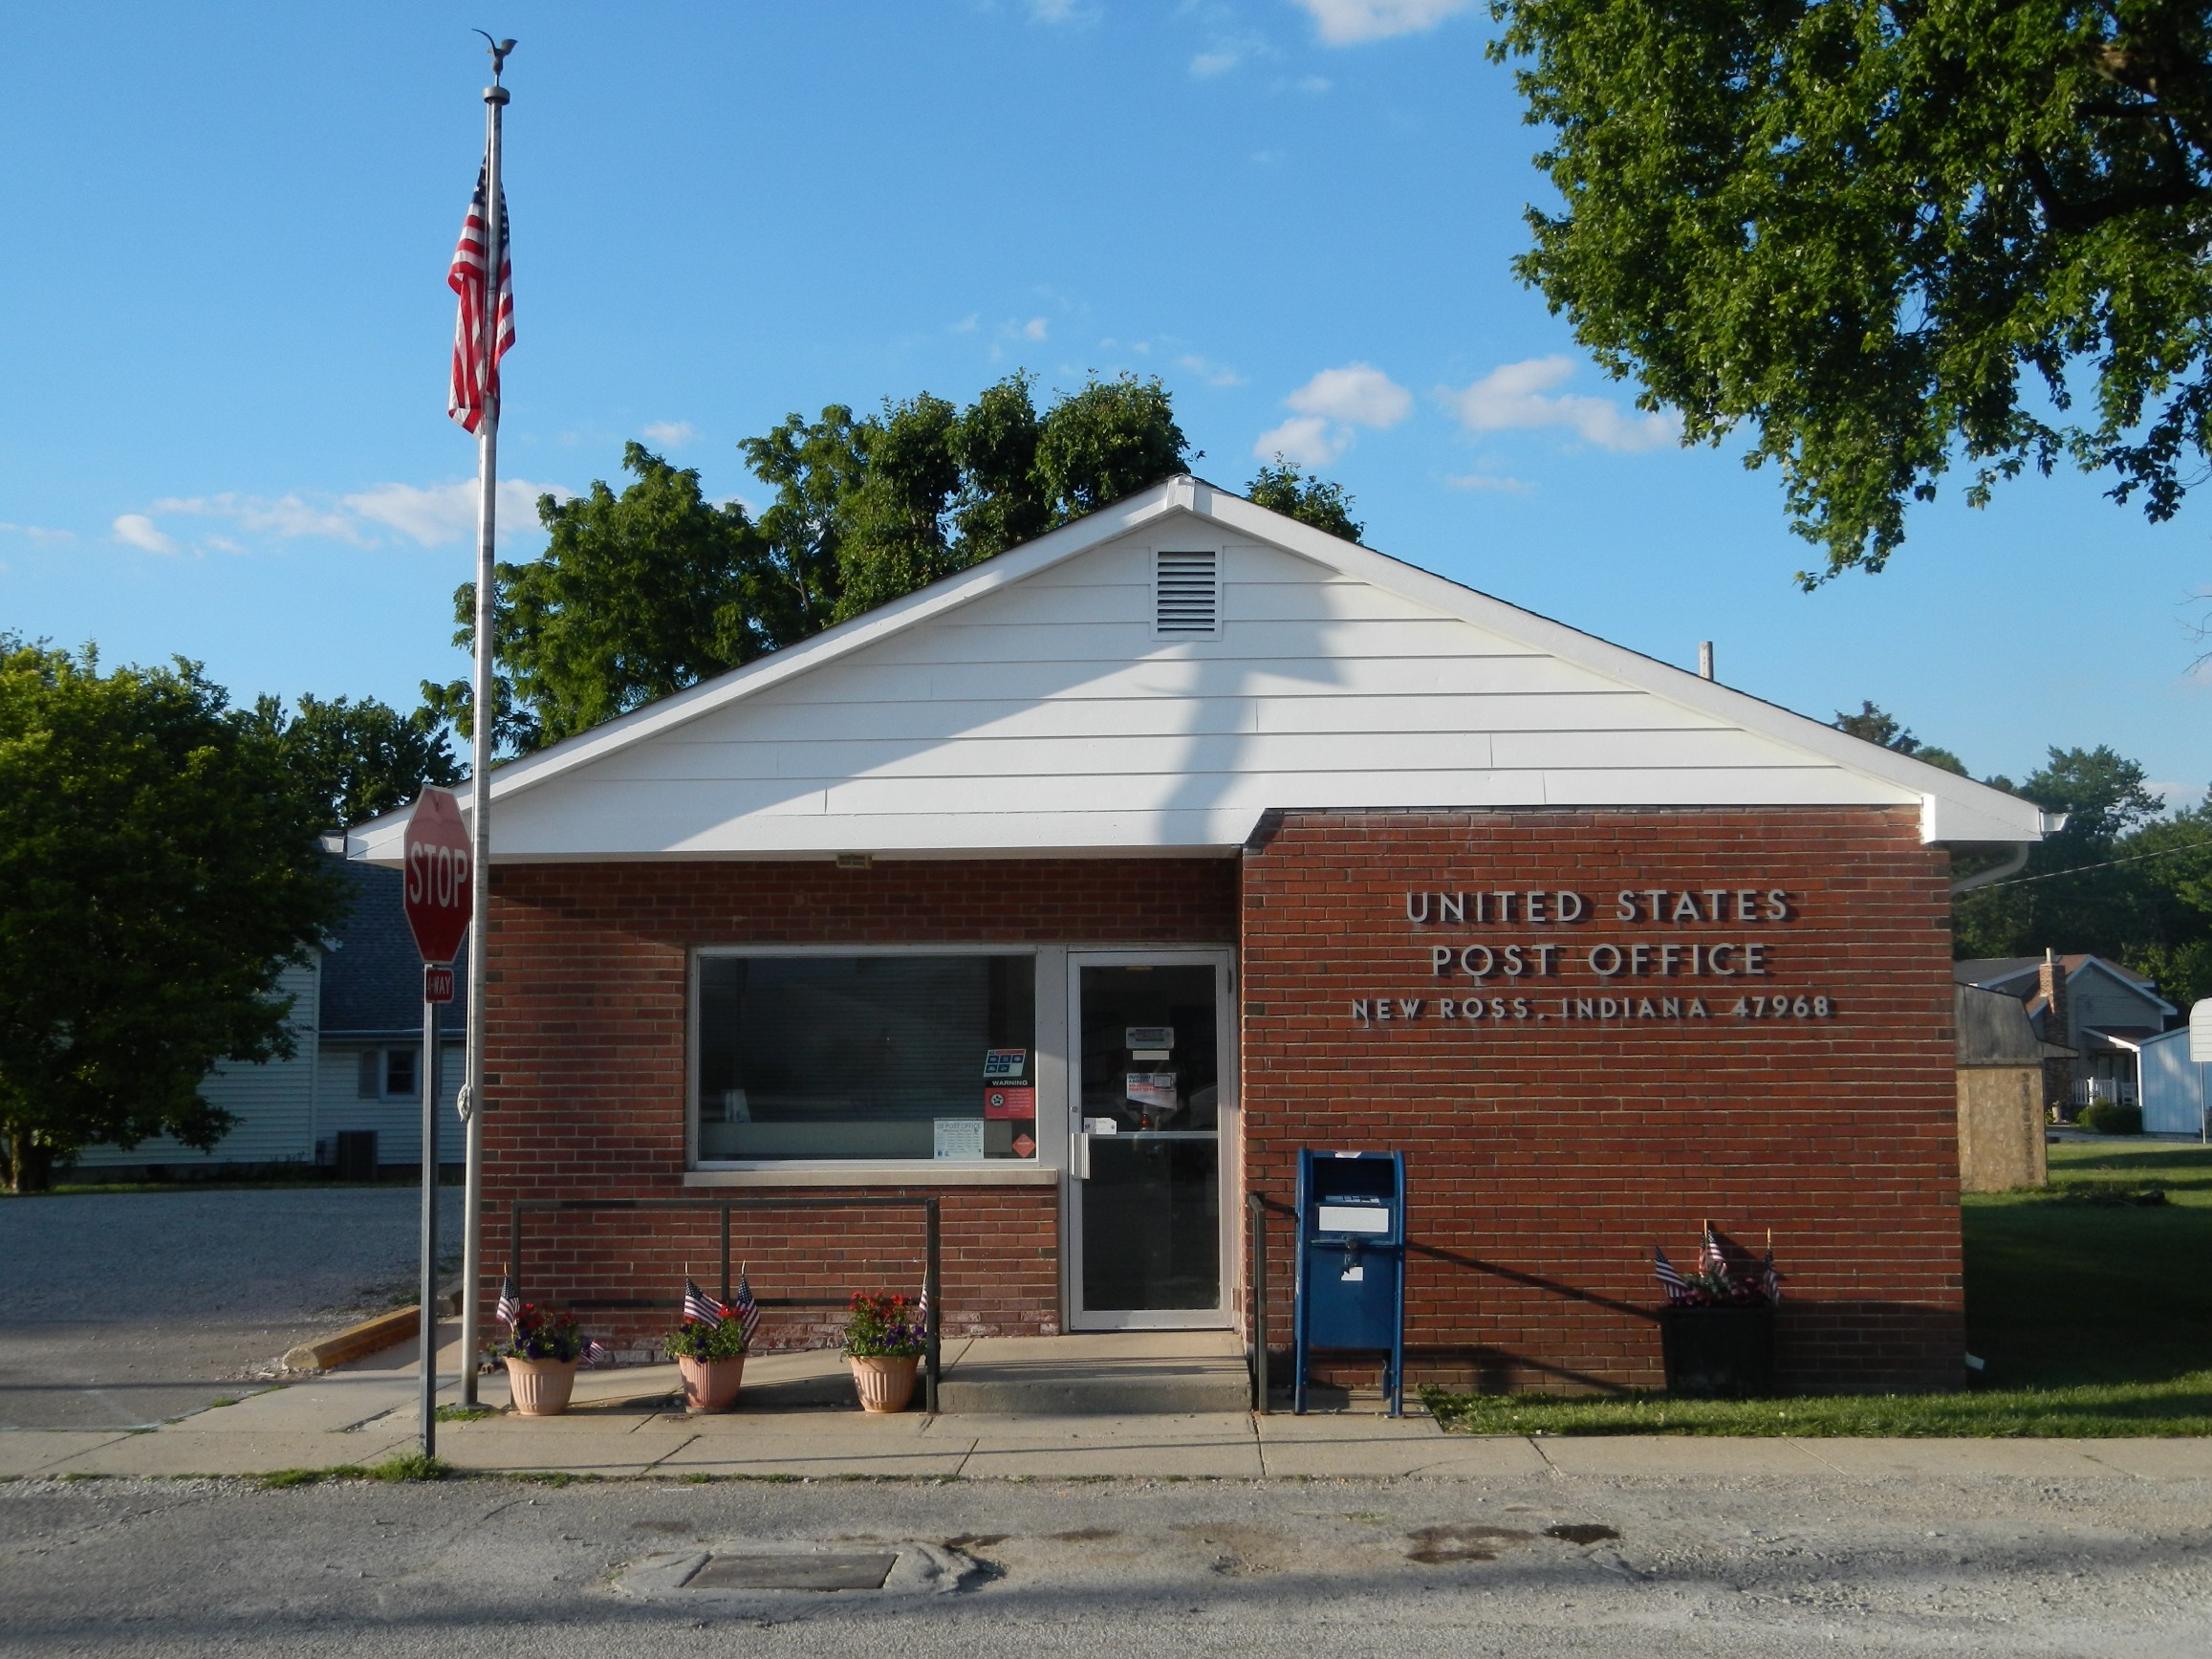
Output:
[678, 1354, 747, 1413]
[504, 1355, 578, 1417]
[850, 1353, 920, 1413]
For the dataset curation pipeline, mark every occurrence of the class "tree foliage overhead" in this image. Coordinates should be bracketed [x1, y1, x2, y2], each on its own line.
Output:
[0, 639, 348, 1191]
[438, 374, 1196, 756]
[1489, 0, 2212, 582]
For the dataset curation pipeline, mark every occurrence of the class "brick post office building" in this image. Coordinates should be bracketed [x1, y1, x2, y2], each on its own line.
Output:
[350, 476, 2047, 1393]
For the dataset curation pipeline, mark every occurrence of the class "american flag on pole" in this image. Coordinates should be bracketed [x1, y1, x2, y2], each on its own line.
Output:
[494, 1272, 520, 1329]
[1652, 1247, 1689, 1300]
[682, 1277, 724, 1329]
[1760, 1247, 1783, 1304]
[730, 1271, 761, 1344]
[447, 162, 513, 433]
[1699, 1222, 1731, 1286]
[582, 1337, 611, 1365]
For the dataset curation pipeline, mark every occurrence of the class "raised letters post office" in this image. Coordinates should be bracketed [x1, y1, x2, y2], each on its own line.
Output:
[349, 476, 2048, 1394]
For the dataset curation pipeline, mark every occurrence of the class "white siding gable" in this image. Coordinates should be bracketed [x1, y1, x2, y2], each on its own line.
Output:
[485, 522, 1911, 859]
[346, 477, 2047, 862]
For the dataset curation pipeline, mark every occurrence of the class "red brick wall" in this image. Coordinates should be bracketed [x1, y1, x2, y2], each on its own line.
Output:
[480, 858, 1238, 1353]
[1240, 808, 1961, 1394]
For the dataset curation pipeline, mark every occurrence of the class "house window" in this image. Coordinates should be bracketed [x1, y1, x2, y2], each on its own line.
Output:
[695, 952, 1037, 1161]
[358, 1048, 419, 1100]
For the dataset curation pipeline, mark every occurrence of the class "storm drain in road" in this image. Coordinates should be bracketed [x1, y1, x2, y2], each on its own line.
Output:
[683, 1552, 900, 1592]
[619, 1542, 973, 1601]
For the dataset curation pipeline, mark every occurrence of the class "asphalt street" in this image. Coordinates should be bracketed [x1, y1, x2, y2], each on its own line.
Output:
[0, 1188, 456, 1430]
[3, 1468, 2208, 1657]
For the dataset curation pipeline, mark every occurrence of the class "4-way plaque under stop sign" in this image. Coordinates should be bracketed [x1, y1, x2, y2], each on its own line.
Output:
[402, 786, 473, 986]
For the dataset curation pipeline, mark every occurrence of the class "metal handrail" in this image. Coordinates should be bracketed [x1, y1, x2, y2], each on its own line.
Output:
[508, 1195, 942, 1413]
[1247, 1190, 1270, 1414]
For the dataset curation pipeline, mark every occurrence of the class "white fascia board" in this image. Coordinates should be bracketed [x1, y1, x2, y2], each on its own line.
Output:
[1193, 487, 2046, 846]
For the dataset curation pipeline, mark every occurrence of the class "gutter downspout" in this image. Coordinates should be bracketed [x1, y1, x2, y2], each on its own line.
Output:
[1948, 810, 2070, 897]
[1950, 843, 2029, 896]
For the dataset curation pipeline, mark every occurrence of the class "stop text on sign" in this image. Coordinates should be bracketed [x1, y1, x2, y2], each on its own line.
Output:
[406, 840, 472, 909]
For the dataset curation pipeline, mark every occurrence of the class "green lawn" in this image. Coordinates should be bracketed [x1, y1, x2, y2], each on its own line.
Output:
[1426, 1140, 2212, 1436]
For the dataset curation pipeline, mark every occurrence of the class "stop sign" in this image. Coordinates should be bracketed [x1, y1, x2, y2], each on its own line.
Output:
[401, 786, 473, 966]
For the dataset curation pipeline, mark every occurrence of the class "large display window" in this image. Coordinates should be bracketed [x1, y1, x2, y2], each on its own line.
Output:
[693, 950, 1038, 1162]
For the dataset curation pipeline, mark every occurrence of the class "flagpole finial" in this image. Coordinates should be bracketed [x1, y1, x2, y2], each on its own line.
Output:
[474, 31, 518, 84]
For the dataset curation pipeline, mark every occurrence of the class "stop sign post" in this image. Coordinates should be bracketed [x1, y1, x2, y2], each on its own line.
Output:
[402, 786, 474, 1456]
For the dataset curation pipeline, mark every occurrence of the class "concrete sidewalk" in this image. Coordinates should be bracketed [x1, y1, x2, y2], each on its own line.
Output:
[7, 1327, 2212, 1483]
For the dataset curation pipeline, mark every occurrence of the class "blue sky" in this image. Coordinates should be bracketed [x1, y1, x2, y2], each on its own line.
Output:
[2, 0, 2205, 798]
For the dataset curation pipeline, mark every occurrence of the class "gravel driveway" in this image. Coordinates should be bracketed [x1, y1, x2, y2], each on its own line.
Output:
[0, 1187, 456, 1430]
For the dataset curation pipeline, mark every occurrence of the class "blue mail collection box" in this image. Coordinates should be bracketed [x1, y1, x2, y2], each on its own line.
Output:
[1292, 1148, 1407, 1416]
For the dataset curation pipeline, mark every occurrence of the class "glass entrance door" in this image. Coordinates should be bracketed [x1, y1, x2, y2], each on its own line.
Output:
[1067, 951, 1234, 1329]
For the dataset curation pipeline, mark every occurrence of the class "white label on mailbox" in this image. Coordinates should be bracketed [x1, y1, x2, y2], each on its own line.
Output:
[1339, 1263, 1365, 1282]
[1317, 1204, 1389, 1233]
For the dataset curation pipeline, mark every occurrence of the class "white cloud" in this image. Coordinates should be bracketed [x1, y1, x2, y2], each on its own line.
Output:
[1287, 362, 1412, 428]
[1290, 0, 1471, 44]
[1446, 472, 1532, 493]
[1442, 356, 1681, 452]
[114, 477, 572, 557]
[1191, 48, 1243, 76]
[1179, 354, 1247, 387]
[112, 513, 177, 555]
[1256, 361, 1411, 463]
[1029, 0, 1090, 19]
[640, 421, 695, 447]
[0, 521, 75, 543]
[1254, 415, 1341, 467]
[154, 491, 364, 544]
[342, 478, 569, 547]
[952, 314, 981, 334]
[1295, 74, 1333, 92]
[1021, 317, 1050, 340]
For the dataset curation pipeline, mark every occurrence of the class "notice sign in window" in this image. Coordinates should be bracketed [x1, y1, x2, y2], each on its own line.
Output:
[933, 1118, 987, 1160]
[1316, 1204, 1390, 1234]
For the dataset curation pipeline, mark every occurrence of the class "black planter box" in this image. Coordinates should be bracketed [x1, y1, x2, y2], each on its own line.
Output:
[1659, 1304, 1775, 1398]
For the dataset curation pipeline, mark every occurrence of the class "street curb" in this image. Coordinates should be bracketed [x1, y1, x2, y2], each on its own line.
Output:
[282, 1290, 463, 1372]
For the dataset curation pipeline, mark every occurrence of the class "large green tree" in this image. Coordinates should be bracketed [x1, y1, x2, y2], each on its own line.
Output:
[424, 444, 807, 753]
[1490, 0, 2212, 582]
[0, 641, 347, 1191]
[251, 693, 464, 829]
[442, 374, 1196, 756]
[1954, 744, 2174, 961]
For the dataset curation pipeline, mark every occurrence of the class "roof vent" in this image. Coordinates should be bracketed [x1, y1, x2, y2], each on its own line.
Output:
[1154, 549, 1220, 638]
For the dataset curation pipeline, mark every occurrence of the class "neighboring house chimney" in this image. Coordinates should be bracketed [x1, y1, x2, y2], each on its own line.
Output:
[2039, 948, 2072, 1119]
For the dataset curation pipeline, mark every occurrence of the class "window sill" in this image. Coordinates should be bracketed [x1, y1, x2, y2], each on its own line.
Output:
[684, 1165, 1060, 1189]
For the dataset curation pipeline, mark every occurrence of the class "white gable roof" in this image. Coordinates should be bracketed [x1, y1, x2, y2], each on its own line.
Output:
[348, 475, 2049, 863]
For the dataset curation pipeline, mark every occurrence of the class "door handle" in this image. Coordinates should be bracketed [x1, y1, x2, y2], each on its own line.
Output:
[1072, 1131, 1090, 1181]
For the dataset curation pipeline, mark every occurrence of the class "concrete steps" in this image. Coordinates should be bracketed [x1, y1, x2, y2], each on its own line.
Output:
[936, 1332, 1251, 1415]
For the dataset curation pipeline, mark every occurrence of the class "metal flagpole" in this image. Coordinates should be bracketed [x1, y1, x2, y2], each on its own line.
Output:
[460, 35, 512, 1409]
[419, 989, 440, 1456]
